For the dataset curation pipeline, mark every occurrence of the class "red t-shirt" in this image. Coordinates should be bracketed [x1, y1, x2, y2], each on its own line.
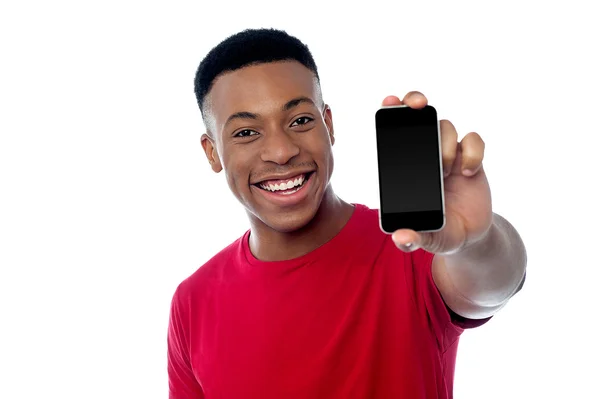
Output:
[167, 204, 490, 399]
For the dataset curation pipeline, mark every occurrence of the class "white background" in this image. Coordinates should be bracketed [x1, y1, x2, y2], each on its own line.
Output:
[1, 1, 598, 398]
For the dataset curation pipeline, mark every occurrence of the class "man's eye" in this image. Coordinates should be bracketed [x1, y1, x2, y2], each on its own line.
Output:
[290, 117, 313, 127]
[234, 129, 258, 138]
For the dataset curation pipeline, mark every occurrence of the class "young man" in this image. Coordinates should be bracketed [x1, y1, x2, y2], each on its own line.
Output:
[167, 28, 527, 399]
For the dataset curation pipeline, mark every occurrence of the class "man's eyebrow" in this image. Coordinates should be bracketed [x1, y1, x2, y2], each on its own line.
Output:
[224, 97, 316, 129]
[224, 111, 258, 129]
[282, 96, 316, 111]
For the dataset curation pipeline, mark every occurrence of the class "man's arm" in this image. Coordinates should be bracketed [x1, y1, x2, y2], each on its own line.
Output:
[432, 212, 527, 319]
[382, 90, 527, 321]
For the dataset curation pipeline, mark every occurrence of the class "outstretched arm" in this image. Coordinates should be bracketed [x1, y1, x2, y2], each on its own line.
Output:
[432, 212, 527, 319]
[382, 91, 527, 320]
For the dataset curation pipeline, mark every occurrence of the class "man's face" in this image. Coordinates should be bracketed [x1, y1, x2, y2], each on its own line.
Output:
[201, 61, 335, 233]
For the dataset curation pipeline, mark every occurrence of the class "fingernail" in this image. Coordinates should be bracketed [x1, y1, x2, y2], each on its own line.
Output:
[462, 169, 474, 176]
[402, 242, 417, 252]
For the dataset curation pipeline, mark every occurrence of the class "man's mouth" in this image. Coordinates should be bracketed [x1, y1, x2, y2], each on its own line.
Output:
[254, 172, 314, 195]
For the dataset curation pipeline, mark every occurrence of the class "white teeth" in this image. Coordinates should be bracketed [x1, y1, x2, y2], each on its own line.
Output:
[260, 174, 306, 192]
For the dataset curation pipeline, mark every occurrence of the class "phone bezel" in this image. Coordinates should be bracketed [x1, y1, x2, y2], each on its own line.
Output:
[374, 104, 446, 234]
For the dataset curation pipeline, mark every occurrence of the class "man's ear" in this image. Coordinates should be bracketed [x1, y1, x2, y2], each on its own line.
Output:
[200, 133, 222, 173]
[323, 105, 335, 146]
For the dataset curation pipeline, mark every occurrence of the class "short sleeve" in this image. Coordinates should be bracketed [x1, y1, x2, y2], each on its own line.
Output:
[167, 284, 205, 399]
[406, 248, 492, 352]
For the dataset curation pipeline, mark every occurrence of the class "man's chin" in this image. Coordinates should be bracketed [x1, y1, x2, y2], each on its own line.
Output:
[275, 215, 317, 233]
[246, 195, 324, 234]
[249, 203, 320, 234]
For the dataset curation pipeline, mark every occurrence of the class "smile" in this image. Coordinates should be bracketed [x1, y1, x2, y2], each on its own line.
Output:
[257, 173, 310, 195]
[252, 172, 315, 206]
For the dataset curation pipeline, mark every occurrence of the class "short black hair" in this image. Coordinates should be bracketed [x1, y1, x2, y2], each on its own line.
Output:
[193, 28, 321, 119]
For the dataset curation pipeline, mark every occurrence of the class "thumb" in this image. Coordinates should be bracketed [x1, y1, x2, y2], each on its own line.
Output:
[391, 229, 423, 252]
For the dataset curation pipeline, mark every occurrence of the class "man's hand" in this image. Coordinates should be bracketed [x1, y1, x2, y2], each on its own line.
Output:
[383, 92, 493, 255]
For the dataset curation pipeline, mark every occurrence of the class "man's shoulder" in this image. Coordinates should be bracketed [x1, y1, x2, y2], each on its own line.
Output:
[322, 203, 392, 260]
[354, 203, 379, 216]
[350, 203, 385, 236]
[174, 231, 248, 298]
[351, 203, 378, 221]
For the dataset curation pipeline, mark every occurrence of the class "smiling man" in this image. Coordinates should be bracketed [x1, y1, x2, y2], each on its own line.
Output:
[167, 28, 527, 399]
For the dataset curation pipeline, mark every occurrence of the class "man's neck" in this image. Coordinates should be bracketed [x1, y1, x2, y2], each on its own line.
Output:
[247, 186, 355, 262]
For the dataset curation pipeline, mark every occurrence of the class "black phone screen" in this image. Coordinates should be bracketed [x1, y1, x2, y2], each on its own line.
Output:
[375, 105, 444, 232]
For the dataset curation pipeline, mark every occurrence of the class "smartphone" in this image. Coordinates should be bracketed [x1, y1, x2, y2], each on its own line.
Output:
[374, 104, 445, 234]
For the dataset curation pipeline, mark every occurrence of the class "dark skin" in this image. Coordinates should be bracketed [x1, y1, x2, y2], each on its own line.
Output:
[201, 60, 354, 261]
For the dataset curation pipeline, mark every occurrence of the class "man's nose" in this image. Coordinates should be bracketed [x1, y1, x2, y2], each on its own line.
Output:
[260, 130, 301, 165]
